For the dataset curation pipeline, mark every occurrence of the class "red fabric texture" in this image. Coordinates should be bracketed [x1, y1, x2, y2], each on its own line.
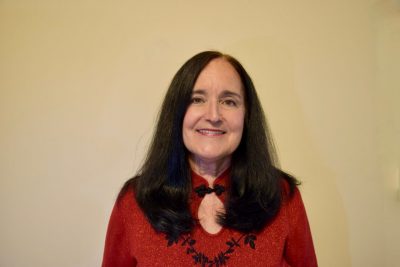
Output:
[102, 170, 317, 267]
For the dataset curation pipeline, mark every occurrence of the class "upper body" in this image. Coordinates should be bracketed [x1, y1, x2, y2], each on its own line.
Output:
[102, 51, 318, 266]
[102, 169, 317, 266]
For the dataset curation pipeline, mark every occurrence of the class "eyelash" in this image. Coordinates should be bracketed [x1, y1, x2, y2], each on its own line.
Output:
[190, 97, 238, 107]
[190, 97, 205, 104]
[221, 99, 237, 107]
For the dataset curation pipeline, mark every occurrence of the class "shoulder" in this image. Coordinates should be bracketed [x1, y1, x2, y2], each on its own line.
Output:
[107, 183, 153, 236]
[114, 184, 139, 215]
[277, 173, 309, 221]
[277, 178, 317, 265]
[278, 170, 300, 200]
[118, 176, 138, 201]
[106, 176, 142, 225]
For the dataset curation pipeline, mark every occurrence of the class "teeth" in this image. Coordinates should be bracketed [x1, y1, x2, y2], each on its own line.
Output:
[197, 129, 225, 135]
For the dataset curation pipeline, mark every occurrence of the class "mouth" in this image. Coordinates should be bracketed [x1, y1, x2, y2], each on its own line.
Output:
[196, 129, 226, 136]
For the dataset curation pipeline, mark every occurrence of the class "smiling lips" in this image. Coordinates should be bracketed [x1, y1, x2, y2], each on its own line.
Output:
[196, 129, 226, 136]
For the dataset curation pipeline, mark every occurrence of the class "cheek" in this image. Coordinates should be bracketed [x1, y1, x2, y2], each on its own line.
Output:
[233, 114, 245, 148]
[182, 108, 198, 143]
[183, 107, 204, 131]
[182, 109, 194, 130]
[231, 112, 245, 133]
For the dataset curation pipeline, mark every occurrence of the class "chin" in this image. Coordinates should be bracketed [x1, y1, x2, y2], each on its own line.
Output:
[193, 152, 231, 163]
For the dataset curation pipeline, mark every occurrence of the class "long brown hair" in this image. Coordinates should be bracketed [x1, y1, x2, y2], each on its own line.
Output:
[120, 51, 298, 240]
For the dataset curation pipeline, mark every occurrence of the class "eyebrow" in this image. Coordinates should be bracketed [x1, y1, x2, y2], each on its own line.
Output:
[192, 89, 243, 99]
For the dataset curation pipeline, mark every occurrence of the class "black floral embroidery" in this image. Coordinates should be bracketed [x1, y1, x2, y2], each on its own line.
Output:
[244, 234, 257, 250]
[167, 233, 257, 266]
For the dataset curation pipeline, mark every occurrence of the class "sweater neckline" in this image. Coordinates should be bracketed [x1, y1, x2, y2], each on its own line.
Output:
[189, 167, 230, 236]
[191, 167, 230, 190]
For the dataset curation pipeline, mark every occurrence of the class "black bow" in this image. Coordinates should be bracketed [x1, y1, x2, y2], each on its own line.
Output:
[194, 184, 225, 197]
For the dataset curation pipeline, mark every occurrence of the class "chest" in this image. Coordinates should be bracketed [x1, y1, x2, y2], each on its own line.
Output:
[128, 216, 289, 267]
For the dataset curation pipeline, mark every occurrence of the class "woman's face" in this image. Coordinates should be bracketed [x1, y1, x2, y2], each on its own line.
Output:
[182, 58, 245, 164]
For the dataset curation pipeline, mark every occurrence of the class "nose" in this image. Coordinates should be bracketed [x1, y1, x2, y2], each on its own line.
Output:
[205, 100, 222, 123]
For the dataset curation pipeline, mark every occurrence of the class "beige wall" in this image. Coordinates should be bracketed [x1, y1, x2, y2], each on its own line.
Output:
[0, 1, 399, 266]
[375, 1, 400, 265]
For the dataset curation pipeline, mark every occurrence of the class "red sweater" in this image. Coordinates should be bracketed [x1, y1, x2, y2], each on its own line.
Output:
[102, 170, 317, 267]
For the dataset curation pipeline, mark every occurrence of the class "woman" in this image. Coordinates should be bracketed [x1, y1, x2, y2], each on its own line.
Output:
[102, 51, 317, 266]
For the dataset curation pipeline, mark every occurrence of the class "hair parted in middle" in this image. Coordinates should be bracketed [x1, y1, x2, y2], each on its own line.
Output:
[120, 51, 298, 241]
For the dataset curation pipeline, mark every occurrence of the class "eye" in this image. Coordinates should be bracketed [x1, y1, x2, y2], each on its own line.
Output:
[221, 99, 238, 107]
[190, 96, 205, 104]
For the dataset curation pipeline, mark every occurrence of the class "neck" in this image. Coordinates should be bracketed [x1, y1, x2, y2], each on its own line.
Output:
[188, 156, 231, 186]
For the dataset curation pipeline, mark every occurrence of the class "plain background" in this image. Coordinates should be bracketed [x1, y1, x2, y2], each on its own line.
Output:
[1, 0, 399, 266]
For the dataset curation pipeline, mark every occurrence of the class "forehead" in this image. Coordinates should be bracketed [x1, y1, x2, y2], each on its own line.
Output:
[193, 58, 244, 96]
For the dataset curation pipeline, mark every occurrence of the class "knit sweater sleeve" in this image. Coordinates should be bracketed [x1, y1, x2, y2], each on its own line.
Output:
[284, 187, 318, 267]
[102, 193, 137, 267]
